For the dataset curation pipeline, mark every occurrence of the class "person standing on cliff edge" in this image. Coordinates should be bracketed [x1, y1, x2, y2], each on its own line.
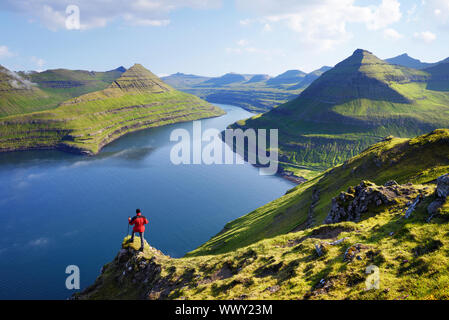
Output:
[128, 209, 149, 251]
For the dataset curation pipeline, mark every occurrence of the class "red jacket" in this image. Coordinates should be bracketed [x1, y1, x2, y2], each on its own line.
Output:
[128, 213, 149, 233]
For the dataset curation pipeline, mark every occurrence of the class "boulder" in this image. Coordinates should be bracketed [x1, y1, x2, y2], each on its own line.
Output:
[428, 199, 445, 215]
[437, 174, 449, 198]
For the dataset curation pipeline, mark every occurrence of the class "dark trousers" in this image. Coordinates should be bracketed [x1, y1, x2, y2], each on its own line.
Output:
[131, 231, 145, 249]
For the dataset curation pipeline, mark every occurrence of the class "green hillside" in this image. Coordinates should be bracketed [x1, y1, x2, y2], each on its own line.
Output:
[189, 129, 449, 256]
[425, 60, 449, 91]
[231, 49, 449, 170]
[0, 65, 125, 117]
[77, 129, 449, 300]
[26, 66, 125, 101]
[0, 65, 61, 117]
[0, 64, 224, 155]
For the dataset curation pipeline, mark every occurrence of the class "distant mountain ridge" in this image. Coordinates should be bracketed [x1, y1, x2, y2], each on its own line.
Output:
[162, 67, 331, 112]
[385, 53, 449, 70]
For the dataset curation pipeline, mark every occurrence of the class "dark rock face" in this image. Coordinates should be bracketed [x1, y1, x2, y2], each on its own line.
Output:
[436, 174, 449, 198]
[324, 180, 429, 224]
[324, 181, 395, 224]
[427, 174, 449, 220]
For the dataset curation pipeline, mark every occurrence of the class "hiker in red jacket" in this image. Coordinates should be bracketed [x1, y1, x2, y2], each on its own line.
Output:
[128, 209, 149, 251]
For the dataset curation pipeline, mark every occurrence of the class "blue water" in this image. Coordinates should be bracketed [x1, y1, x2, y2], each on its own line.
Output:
[0, 104, 295, 299]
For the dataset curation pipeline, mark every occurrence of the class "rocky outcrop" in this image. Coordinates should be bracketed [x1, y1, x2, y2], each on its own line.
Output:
[436, 174, 449, 198]
[324, 180, 432, 224]
[427, 174, 449, 221]
[74, 240, 179, 300]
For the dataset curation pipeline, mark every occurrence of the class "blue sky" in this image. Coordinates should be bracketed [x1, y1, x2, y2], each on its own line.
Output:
[0, 0, 448, 76]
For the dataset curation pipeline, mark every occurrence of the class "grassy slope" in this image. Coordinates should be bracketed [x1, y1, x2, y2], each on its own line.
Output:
[0, 66, 124, 117]
[0, 65, 60, 117]
[231, 50, 449, 169]
[189, 129, 449, 256]
[79, 129, 449, 300]
[0, 64, 224, 154]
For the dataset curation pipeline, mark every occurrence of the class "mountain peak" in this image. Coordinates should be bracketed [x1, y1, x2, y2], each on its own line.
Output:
[352, 49, 373, 55]
[111, 66, 126, 73]
[108, 63, 172, 93]
[352, 49, 373, 57]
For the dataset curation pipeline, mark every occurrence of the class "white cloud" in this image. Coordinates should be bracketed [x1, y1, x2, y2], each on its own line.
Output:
[237, 39, 248, 46]
[226, 39, 284, 60]
[263, 23, 272, 32]
[413, 31, 437, 43]
[236, 0, 402, 50]
[0, 0, 221, 30]
[383, 28, 403, 40]
[28, 237, 49, 247]
[425, 0, 449, 23]
[4, 69, 36, 89]
[239, 18, 251, 26]
[31, 56, 45, 70]
[0, 45, 14, 59]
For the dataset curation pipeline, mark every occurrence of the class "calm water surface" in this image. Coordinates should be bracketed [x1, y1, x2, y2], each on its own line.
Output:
[0, 104, 295, 299]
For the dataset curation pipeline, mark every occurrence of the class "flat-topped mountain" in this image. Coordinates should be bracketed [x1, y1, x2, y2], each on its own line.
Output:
[200, 73, 248, 87]
[246, 74, 271, 83]
[231, 49, 449, 170]
[160, 72, 212, 88]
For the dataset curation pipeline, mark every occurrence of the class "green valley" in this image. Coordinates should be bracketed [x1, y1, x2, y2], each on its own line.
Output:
[162, 68, 331, 113]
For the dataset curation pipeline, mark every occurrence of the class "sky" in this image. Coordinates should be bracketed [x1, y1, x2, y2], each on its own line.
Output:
[0, 0, 448, 77]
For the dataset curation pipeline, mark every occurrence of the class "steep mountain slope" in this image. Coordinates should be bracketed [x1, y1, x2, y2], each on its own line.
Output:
[190, 129, 449, 256]
[77, 129, 449, 300]
[385, 53, 434, 69]
[0, 65, 60, 117]
[424, 59, 449, 91]
[231, 49, 449, 170]
[0, 64, 224, 155]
